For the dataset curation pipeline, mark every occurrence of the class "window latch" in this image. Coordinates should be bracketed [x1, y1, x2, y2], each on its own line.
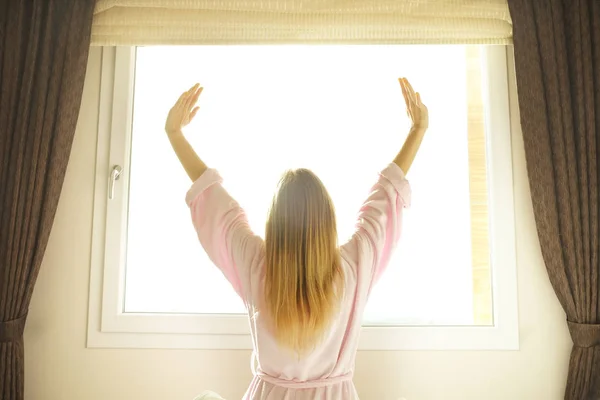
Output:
[109, 165, 123, 200]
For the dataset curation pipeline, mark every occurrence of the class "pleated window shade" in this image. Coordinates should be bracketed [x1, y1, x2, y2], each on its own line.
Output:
[91, 0, 512, 46]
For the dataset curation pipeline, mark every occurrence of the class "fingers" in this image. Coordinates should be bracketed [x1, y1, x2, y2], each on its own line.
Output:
[176, 91, 188, 105]
[189, 106, 200, 121]
[399, 78, 417, 105]
[399, 79, 411, 111]
[185, 83, 199, 98]
[185, 85, 203, 110]
[177, 83, 201, 107]
[399, 78, 408, 102]
[402, 78, 417, 104]
[399, 78, 415, 120]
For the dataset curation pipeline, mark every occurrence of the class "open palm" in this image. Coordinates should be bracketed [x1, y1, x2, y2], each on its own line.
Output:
[399, 78, 428, 131]
[165, 83, 203, 135]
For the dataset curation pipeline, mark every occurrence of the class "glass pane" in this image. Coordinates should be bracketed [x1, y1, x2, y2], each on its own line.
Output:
[124, 45, 492, 326]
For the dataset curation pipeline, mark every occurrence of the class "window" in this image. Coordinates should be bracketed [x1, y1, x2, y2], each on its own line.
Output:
[88, 45, 518, 350]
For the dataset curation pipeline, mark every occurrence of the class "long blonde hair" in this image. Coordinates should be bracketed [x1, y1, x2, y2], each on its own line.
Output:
[264, 169, 343, 353]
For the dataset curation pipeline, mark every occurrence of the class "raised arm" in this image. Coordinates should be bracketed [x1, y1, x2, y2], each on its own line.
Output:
[165, 84, 262, 302]
[165, 83, 208, 181]
[342, 78, 428, 284]
[393, 78, 429, 174]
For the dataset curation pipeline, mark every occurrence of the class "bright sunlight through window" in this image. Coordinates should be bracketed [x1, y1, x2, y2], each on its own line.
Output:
[123, 45, 492, 326]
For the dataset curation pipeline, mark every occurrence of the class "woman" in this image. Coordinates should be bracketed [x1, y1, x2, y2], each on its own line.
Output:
[165, 78, 428, 400]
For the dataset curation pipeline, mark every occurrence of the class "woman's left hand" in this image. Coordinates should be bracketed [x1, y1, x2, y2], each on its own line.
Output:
[165, 83, 203, 136]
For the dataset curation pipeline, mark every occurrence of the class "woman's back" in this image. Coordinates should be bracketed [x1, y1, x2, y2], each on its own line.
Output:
[186, 164, 411, 399]
[167, 78, 426, 399]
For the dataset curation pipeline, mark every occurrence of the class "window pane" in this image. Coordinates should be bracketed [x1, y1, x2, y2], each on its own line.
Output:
[124, 45, 492, 325]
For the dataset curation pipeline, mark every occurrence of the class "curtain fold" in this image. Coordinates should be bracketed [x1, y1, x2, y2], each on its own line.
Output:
[507, 0, 600, 398]
[91, 0, 512, 45]
[0, 1, 96, 399]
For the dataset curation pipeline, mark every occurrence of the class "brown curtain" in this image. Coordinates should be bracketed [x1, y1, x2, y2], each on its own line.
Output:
[0, 1, 96, 398]
[507, 0, 600, 398]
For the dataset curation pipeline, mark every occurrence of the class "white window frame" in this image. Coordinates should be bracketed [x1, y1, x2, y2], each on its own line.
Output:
[87, 45, 519, 350]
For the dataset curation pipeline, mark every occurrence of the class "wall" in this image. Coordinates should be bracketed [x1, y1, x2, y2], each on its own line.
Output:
[24, 47, 573, 400]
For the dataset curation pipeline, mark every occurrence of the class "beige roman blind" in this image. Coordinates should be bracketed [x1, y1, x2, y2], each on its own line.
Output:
[91, 0, 512, 46]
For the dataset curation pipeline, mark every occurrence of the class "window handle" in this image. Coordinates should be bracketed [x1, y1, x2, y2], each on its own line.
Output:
[109, 165, 123, 200]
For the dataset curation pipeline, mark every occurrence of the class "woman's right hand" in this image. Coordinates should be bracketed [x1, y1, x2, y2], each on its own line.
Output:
[392, 78, 428, 174]
[399, 77, 428, 132]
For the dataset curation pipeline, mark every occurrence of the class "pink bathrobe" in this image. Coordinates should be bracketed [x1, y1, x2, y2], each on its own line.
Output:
[186, 163, 411, 399]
